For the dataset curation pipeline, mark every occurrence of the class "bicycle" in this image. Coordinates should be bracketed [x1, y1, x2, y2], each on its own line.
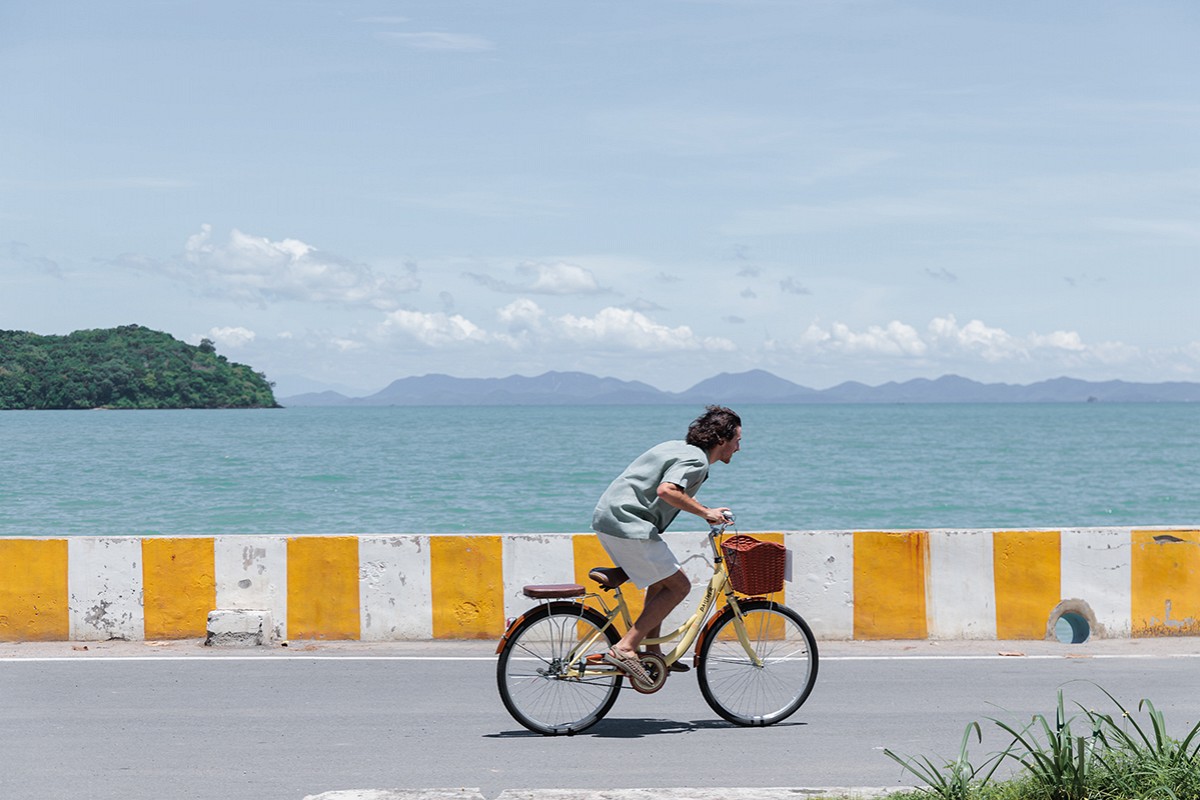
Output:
[495, 513, 819, 735]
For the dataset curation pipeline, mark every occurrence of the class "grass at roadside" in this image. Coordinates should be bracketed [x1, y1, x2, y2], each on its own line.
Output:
[882, 682, 1200, 800]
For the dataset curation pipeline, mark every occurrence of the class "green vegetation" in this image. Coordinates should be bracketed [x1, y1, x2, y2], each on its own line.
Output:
[0, 325, 279, 409]
[885, 684, 1200, 800]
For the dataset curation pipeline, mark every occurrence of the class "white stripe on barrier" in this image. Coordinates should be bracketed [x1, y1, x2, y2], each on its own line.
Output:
[360, 535, 433, 640]
[928, 530, 996, 640]
[502, 534, 575, 622]
[68, 537, 143, 641]
[1061, 527, 1131, 637]
[785, 531, 853, 639]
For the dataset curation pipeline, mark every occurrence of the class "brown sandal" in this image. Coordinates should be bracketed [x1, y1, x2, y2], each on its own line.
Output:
[602, 649, 652, 685]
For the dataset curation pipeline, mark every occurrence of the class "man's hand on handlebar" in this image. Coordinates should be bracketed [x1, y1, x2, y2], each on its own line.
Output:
[702, 507, 733, 526]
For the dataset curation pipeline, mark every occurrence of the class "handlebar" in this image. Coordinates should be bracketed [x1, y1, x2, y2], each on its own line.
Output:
[709, 509, 735, 535]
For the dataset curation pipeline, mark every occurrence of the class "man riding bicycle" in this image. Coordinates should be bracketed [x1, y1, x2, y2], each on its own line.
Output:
[591, 405, 742, 684]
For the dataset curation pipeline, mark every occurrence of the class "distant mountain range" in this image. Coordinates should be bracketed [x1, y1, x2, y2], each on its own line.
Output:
[280, 370, 1200, 406]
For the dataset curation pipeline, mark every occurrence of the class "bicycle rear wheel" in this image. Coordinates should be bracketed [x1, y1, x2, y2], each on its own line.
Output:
[697, 599, 818, 726]
[497, 602, 621, 735]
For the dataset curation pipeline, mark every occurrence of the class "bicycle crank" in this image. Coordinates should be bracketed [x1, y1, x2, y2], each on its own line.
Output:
[629, 652, 668, 694]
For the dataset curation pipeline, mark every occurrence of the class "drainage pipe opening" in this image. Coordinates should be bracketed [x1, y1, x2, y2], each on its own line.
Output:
[1046, 599, 1099, 644]
[1054, 612, 1090, 644]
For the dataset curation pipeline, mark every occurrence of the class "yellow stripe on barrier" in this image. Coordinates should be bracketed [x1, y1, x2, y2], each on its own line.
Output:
[0, 539, 69, 641]
[571, 533, 623, 617]
[853, 531, 928, 639]
[287, 536, 361, 640]
[1131, 529, 1200, 637]
[994, 530, 1060, 639]
[143, 537, 215, 639]
[430, 535, 503, 639]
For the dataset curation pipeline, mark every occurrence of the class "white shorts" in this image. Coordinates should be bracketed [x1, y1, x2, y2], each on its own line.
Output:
[595, 532, 683, 590]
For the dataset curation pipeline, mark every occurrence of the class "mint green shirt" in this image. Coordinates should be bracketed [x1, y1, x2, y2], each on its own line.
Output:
[591, 440, 709, 540]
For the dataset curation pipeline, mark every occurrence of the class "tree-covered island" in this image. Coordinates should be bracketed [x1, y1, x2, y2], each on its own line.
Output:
[0, 325, 279, 409]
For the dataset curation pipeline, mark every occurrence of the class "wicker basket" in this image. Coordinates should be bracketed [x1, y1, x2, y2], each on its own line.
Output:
[721, 535, 786, 595]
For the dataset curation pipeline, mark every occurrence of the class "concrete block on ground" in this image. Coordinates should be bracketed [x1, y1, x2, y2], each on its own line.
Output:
[205, 609, 273, 647]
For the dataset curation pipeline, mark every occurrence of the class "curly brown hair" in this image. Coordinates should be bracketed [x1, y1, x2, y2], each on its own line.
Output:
[685, 405, 741, 451]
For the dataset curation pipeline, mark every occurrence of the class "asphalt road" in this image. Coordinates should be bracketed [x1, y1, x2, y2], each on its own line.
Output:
[2, 638, 1200, 800]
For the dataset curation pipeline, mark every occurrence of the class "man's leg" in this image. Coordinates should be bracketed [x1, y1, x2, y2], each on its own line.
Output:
[612, 569, 690, 659]
[641, 581, 670, 655]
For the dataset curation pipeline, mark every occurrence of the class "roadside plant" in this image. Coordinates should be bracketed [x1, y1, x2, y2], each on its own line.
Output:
[1081, 684, 1200, 799]
[988, 689, 1099, 800]
[886, 685, 1200, 800]
[884, 721, 1007, 800]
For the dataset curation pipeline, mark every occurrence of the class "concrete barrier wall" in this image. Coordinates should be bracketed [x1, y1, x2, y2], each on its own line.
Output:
[0, 528, 1197, 642]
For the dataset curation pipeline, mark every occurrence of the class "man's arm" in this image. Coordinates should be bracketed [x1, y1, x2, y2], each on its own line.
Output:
[657, 482, 730, 526]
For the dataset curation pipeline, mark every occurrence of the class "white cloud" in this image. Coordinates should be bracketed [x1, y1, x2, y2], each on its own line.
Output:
[927, 315, 1018, 361]
[497, 298, 544, 332]
[381, 299, 735, 354]
[379, 309, 494, 347]
[1029, 330, 1087, 352]
[524, 262, 602, 294]
[784, 315, 1143, 373]
[134, 225, 420, 309]
[550, 305, 736, 352]
[1085, 340, 1142, 365]
[206, 326, 255, 348]
[928, 315, 1090, 361]
[800, 320, 927, 357]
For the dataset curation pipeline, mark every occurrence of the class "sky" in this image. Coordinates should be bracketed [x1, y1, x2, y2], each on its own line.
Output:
[2, 1, 1198, 397]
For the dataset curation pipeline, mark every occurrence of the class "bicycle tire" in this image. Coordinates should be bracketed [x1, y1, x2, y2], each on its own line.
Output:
[496, 602, 621, 735]
[696, 599, 818, 726]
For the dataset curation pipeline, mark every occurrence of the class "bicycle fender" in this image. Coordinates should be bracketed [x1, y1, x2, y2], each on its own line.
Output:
[692, 598, 779, 665]
[494, 601, 595, 654]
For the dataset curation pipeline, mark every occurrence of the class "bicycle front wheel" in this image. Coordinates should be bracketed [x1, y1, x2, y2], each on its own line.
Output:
[497, 602, 621, 735]
[697, 599, 818, 726]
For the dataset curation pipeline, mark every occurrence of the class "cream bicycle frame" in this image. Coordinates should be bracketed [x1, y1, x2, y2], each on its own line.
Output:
[563, 529, 765, 678]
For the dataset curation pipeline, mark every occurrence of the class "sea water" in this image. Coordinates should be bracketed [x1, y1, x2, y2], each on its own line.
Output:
[0, 404, 1196, 536]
